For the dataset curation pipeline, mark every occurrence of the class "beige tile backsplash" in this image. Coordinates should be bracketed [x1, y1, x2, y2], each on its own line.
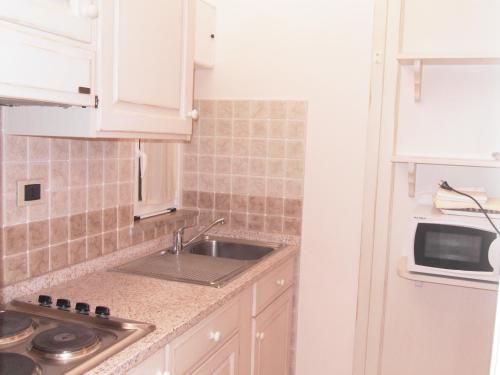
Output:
[0, 124, 196, 287]
[183, 100, 307, 237]
[0, 100, 306, 287]
[0, 134, 137, 286]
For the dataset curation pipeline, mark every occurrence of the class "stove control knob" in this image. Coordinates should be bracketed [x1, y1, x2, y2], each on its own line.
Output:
[75, 302, 90, 314]
[56, 298, 71, 310]
[38, 295, 52, 307]
[95, 306, 110, 318]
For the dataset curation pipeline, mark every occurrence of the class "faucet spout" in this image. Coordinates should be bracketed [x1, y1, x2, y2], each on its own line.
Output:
[171, 217, 225, 254]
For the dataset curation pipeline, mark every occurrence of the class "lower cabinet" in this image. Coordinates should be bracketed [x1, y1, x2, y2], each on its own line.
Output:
[127, 347, 167, 375]
[191, 334, 240, 375]
[167, 290, 249, 375]
[252, 288, 294, 375]
[128, 257, 296, 375]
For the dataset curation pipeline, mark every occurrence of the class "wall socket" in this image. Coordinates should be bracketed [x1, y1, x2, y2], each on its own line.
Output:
[17, 180, 45, 207]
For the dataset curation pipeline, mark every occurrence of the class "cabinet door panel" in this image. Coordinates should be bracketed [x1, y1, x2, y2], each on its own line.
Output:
[253, 288, 293, 375]
[128, 346, 166, 375]
[99, 0, 194, 135]
[116, 0, 181, 108]
[0, 25, 94, 106]
[171, 299, 240, 375]
[191, 334, 239, 375]
[194, 0, 216, 68]
[0, 0, 93, 43]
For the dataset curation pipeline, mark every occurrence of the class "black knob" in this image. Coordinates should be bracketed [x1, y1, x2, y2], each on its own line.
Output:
[95, 306, 110, 318]
[56, 299, 71, 310]
[38, 295, 52, 307]
[75, 302, 90, 314]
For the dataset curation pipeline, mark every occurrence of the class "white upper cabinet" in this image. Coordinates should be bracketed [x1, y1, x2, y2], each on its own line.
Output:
[2, 0, 203, 139]
[194, 0, 216, 68]
[98, 0, 195, 135]
[0, 0, 95, 43]
[0, 0, 96, 106]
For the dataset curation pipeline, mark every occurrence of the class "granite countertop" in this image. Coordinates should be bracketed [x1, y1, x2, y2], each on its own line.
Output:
[27, 243, 299, 375]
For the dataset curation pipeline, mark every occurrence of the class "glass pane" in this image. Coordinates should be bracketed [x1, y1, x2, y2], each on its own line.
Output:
[424, 231, 482, 263]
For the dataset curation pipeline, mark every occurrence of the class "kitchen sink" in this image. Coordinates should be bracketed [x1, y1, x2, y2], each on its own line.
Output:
[184, 238, 275, 260]
[113, 236, 283, 287]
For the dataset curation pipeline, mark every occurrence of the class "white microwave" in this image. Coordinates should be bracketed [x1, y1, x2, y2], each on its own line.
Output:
[408, 206, 500, 282]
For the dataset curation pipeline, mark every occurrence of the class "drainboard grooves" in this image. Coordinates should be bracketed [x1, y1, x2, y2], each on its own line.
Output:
[114, 253, 249, 285]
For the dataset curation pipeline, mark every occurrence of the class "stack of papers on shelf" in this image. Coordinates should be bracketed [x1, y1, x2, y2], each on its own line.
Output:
[435, 187, 488, 204]
[433, 187, 500, 218]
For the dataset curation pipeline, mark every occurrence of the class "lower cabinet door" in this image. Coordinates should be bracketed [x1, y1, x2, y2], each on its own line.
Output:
[252, 288, 293, 375]
[127, 347, 166, 375]
[191, 334, 240, 375]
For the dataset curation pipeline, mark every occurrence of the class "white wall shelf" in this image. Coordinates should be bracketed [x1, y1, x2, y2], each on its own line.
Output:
[397, 53, 500, 101]
[392, 155, 500, 168]
[397, 53, 500, 65]
[398, 257, 498, 291]
[392, 155, 500, 197]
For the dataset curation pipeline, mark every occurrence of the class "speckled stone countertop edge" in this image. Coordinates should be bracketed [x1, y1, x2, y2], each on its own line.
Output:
[1, 228, 300, 375]
[86, 244, 300, 375]
[0, 237, 171, 304]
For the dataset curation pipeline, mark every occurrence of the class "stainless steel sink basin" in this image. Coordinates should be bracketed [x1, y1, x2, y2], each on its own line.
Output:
[113, 236, 283, 288]
[184, 238, 274, 260]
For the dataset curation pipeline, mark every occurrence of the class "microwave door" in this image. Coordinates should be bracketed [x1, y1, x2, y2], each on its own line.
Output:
[414, 223, 496, 272]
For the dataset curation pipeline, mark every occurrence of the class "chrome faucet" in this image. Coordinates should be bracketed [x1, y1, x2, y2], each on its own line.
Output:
[171, 217, 225, 254]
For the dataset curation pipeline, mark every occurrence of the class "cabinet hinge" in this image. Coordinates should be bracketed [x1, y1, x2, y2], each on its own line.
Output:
[94, 96, 99, 108]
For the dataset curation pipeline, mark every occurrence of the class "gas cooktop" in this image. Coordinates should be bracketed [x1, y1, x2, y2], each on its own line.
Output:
[0, 296, 155, 375]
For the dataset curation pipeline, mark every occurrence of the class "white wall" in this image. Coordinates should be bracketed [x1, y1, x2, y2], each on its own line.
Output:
[374, 1, 500, 374]
[380, 165, 500, 375]
[195, 1, 374, 373]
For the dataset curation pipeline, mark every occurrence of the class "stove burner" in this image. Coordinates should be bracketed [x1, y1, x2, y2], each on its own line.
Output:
[0, 311, 35, 345]
[31, 325, 100, 361]
[0, 352, 41, 375]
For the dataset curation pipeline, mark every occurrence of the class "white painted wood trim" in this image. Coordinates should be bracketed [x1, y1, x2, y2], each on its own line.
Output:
[352, 0, 389, 373]
[133, 141, 182, 217]
[490, 293, 500, 375]
[353, 0, 402, 374]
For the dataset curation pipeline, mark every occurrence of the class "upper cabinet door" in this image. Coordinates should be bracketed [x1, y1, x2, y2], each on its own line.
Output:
[194, 0, 216, 68]
[0, 0, 95, 43]
[0, 0, 96, 106]
[98, 0, 195, 136]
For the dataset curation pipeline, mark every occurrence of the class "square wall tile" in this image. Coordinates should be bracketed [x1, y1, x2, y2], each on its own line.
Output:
[182, 99, 307, 236]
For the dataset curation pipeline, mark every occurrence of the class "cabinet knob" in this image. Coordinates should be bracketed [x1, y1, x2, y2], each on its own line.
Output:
[256, 332, 265, 340]
[208, 330, 221, 342]
[187, 109, 199, 120]
[70, 0, 98, 19]
[84, 3, 99, 19]
[276, 279, 285, 287]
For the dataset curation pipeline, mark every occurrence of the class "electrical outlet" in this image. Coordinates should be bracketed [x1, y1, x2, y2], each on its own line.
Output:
[17, 180, 45, 207]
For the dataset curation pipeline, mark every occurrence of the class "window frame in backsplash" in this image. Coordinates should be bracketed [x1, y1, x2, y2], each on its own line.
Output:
[133, 140, 183, 218]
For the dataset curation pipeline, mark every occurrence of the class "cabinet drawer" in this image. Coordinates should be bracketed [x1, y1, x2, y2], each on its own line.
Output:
[191, 333, 239, 375]
[253, 258, 295, 316]
[170, 300, 240, 374]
